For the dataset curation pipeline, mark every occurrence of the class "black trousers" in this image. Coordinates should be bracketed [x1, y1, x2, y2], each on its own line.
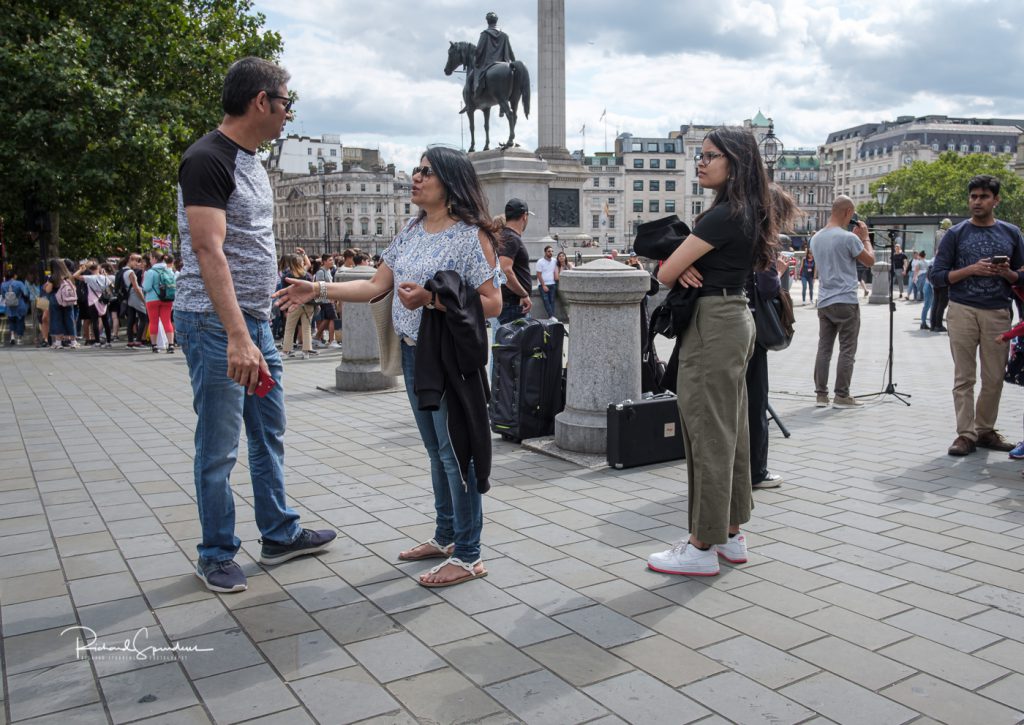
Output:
[746, 342, 770, 483]
[930, 286, 949, 329]
[124, 306, 148, 343]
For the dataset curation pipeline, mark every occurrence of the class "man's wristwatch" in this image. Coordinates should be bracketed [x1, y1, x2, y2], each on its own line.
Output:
[425, 292, 436, 310]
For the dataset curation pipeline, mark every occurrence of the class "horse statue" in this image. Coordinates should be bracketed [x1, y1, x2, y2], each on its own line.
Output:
[444, 40, 531, 153]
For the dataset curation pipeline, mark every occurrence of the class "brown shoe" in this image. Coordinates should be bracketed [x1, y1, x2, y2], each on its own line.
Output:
[977, 430, 1015, 452]
[947, 435, 977, 456]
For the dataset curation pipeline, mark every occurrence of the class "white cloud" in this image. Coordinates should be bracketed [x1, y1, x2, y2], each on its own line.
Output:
[254, 0, 1024, 172]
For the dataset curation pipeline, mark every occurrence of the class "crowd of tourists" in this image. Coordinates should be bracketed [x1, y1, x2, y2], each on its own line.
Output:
[0, 246, 385, 355]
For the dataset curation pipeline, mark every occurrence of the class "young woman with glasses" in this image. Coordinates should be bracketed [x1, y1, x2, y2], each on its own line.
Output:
[274, 146, 503, 587]
[647, 127, 776, 577]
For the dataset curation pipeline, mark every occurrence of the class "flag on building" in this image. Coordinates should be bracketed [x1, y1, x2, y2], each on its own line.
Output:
[599, 202, 610, 231]
[599, 108, 606, 121]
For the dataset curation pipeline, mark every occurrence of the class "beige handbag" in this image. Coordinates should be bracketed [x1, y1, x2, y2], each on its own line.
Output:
[369, 288, 402, 377]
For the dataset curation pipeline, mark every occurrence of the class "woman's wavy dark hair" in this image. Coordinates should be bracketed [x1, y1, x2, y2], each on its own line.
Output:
[418, 146, 497, 249]
[768, 182, 805, 234]
[699, 127, 777, 270]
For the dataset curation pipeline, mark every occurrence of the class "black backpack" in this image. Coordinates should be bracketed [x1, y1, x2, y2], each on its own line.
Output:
[112, 268, 129, 303]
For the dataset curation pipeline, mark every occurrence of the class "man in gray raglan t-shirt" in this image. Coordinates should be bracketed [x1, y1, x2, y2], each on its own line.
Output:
[808, 195, 874, 408]
[174, 57, 335, 595]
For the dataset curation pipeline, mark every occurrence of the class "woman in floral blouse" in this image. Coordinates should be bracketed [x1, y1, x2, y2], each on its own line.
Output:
[275, 146, 503, 587]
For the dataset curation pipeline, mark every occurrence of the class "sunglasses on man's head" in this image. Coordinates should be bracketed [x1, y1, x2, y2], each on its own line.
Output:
[412, 166, 435, 178]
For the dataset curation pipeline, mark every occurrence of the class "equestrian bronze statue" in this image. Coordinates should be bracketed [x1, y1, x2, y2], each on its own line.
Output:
[444, 13, 530, 152]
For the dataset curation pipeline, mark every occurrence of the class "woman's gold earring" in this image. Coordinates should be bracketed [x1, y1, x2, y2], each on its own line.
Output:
[447, 202, 454, 214]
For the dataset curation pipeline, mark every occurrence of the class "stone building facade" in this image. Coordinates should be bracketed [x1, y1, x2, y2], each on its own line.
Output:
[265, 135, 412, 257]
[819, 116, 1024, 206]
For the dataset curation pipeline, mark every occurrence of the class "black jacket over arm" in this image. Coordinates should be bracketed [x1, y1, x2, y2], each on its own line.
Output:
[416, 270, 492, 493]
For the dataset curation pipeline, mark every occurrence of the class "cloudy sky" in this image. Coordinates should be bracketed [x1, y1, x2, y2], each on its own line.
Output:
[253, 0, 1024, 172]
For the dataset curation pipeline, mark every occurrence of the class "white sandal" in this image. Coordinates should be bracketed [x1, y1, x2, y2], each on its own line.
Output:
[418, 556, 488, 588]
[398, 538, 454, 561]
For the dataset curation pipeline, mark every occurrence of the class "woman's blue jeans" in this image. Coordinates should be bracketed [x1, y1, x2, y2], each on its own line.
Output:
[801, 276, 813, 302]
[921, 281, 933, 325]
[401, 341, 482, 561]
[175, 310, 301, 564]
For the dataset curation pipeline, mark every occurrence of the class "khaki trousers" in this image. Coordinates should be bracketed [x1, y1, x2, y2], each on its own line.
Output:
[677, 295, 756, 545]
[814, 303, 860, 398]
[283, 303, 313, 353]
[946, 301, 1011, 440]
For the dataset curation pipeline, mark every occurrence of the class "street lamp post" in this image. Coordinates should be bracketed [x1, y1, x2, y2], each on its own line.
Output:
[325, 201, 331, 246]
[875, 183, 890, 216]
[317, 157, 328, 247]
[759, 121, 783, 181]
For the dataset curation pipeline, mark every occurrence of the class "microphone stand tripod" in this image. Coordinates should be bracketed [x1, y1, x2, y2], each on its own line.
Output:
[859, 228, 913, 406]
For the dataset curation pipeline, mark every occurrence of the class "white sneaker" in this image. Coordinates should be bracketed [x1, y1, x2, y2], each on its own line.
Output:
[716, 534, 748, 564]
[647, 541, 719, 576]
[312, 340, 327, 349]
[329, 341, 342, 348]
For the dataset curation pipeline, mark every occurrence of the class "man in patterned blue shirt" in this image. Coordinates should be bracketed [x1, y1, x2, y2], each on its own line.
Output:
[930, 175, 1024, 457]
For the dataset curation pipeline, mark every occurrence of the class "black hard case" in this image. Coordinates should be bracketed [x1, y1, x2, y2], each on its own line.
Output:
[606, 393, 685, 469]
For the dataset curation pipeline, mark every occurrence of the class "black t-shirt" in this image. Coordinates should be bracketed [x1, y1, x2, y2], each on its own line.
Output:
[691, 204, 756, 289]
[498, 227, 532, 304]
[891, 252, 907, 274]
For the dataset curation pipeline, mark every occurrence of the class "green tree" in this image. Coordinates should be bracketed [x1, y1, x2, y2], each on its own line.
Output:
[856, 151, 1024, 227]
[0, 0, 283, 266]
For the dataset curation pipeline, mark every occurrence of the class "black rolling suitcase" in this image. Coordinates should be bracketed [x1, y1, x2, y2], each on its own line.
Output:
[490, 317, 566, 442]
[606, 393, 685, 469]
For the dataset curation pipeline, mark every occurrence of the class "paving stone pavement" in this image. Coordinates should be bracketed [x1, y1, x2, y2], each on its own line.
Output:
[1, 297, 1023, 724]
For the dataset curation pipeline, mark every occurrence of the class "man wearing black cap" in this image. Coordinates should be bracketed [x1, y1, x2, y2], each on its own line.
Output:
[497, 198, 533, 324]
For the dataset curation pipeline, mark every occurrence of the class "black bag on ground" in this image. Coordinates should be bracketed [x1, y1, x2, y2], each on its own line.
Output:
[607, 393, 685, 469]
[490, 317, 566, 442]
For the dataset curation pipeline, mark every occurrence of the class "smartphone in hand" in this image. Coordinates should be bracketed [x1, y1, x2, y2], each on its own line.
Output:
[992, 255, 1010, 266]
[254, 368, 276, 398]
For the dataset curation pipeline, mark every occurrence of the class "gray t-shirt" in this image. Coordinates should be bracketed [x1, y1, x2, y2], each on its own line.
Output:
[810, 226, 864, 308]
[175, 131, 278, 320]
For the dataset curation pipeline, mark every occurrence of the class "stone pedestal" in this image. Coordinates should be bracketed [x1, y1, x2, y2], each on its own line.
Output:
[868, 261, 891, 305]
[554, 259, 651, 453]
[473, 148, 555, 252]
[334, 267, 401, 391]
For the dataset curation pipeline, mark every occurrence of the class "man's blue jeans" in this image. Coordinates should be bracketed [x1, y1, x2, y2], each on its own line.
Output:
[539, 283, 558, 318]
[498, 300, 526, 325]
[401, 341, 482, 561]
[174, 310, 300, 564]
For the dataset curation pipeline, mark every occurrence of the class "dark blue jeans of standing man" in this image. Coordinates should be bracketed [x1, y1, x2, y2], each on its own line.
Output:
[174, 310, 301, 565]
[539, 282, 558, 318]
[498, 300, 526, 325]
[401, 341, 482, 561]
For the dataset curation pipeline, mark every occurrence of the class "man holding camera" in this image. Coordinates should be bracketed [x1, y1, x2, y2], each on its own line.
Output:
[930, 175, 1024, 456]
[809, 196, 874, 408]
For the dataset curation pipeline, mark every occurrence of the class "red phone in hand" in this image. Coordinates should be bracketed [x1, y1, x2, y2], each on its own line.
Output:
[254, 368, 276, 398]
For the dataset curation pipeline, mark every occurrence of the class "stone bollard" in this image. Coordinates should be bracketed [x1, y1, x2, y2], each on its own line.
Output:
[334, 266, 401, 391]
[868, 260, 892, 304]
[554, 258, 651, 453]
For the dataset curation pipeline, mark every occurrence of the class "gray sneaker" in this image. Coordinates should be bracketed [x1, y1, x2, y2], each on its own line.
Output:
[833, 395, 863, 408]
[815, 394, 829, 407]
[196, 559, 247, 593]
[260, 528, 337, 565]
